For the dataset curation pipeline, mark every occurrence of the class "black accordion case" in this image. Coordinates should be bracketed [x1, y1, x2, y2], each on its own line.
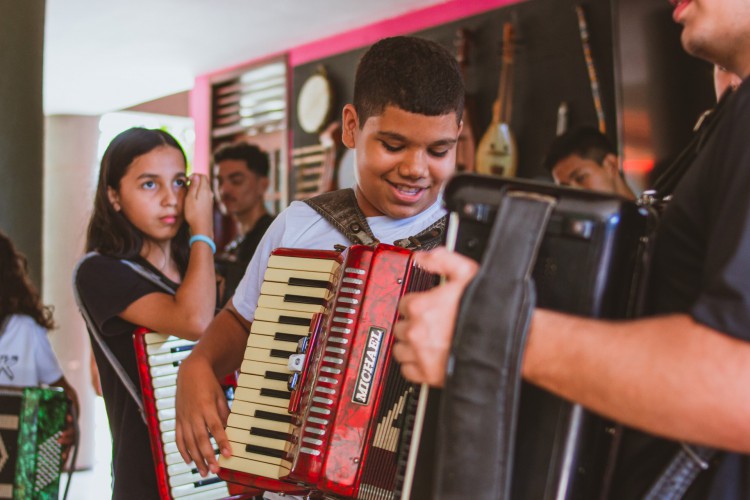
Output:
[418, 174, 655, 500]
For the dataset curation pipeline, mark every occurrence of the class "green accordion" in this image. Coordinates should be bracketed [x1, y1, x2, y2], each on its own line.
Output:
[0, 387, 68, 500]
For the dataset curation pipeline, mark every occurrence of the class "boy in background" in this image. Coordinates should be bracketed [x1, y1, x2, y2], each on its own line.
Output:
[213, 142, 274, 304]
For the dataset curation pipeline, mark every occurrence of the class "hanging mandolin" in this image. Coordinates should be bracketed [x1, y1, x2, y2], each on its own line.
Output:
[475, 22, 517, 178]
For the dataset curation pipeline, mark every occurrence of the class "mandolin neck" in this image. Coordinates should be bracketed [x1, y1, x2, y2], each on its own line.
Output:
[494, 65, 514, 124]
[493, 23, 515, 125]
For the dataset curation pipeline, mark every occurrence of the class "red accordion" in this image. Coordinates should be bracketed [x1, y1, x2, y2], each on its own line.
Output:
[218, 244, 433, 498]
[133, 329, 255, 500]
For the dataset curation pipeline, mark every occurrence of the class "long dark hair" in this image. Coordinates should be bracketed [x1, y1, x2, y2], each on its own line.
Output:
[85, 127, 190, 273]
[0, 231, 55, 329]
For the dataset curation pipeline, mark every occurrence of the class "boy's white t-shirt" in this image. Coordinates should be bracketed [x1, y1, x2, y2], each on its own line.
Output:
[0, 314, 64, 386]
[232, 198, 446, 322]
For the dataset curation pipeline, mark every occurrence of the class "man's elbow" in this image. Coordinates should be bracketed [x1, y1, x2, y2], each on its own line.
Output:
[722, 404, 750, 453]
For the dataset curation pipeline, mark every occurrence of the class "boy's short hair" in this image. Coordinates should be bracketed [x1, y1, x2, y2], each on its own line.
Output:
[213, 142, 270, 177]
[543, 126, 617, 172]
[353, 36, 464, 127]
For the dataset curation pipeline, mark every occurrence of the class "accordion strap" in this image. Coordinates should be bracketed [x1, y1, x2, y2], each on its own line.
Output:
[434, 189, 556, 500]
[304, 188, 446, 250]
[304, 188, 379, 246]
[394, 216, 446, 251]
[73, 252, 176, 424]
[642, 444, 717, 500]
[651, 88, 732, 197]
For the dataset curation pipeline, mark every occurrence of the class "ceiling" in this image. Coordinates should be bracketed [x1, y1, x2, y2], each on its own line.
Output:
[43, 0, 445, 116]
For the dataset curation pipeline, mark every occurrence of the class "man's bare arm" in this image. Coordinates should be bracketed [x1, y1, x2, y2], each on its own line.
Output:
[394, 248, 750, 453]
[526, 310, 750, 452]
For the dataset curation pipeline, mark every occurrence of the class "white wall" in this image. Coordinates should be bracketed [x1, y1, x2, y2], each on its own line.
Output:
[43, 114, 101, 468]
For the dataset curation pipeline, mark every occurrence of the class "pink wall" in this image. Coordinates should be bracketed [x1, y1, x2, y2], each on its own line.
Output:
[190, 0, 521, 173]
[189, 75, 211, 173]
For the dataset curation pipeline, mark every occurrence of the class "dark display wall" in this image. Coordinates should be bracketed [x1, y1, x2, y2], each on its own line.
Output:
[613, 0, 714, 189]
[0, 0, 45, 285]
[291, 0, 616, 186]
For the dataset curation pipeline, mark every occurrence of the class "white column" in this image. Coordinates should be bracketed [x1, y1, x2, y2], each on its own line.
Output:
[43, 115, 101, 469]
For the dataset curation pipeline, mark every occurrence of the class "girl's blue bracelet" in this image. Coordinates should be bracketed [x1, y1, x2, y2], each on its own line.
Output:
[189, 234, 216, 255]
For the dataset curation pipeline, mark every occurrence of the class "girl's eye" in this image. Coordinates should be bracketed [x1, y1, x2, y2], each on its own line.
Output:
[429, 149, 449, 158]
[381, 141, 403, 152]
[174, 178, 188, 189]
[142, 180, 156, 189]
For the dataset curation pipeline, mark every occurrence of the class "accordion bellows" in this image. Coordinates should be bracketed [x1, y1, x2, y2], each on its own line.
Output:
[218, 245, 432, 499]
[0, 387, 68, 500]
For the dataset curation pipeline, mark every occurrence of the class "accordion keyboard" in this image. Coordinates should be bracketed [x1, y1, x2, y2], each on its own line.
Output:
[219, 251, 341, 486]
[137, 332, 232, 499]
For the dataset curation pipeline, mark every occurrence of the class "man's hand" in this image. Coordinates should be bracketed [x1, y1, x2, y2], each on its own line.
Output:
[175, 353, 232, 477]
[393, 247, 479, 387]
[50, 376, 79, 467]
[59, 412, 77, 466]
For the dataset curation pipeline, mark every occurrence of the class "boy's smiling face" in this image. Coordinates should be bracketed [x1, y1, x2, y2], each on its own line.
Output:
[342, 104, 461, 219]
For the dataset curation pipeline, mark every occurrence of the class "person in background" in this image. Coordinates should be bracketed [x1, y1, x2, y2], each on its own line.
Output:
[75, 127, 216, 499]
[549, 67, 741, 200]
[393, 0, 750, 497]
[0, 230, 79, 461]
[213, 142, 274, 305]
[543, 126, 636, 200]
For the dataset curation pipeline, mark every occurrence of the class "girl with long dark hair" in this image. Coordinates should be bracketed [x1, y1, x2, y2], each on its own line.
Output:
[74, 127, 216, 499]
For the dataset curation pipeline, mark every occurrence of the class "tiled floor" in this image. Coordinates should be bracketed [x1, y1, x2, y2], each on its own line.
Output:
[59, 396, 113, 499]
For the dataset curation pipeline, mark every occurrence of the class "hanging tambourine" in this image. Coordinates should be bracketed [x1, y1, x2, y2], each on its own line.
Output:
[297, 66, 333, 134]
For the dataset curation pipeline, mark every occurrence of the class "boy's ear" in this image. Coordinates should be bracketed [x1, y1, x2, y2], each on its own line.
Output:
[341, 104, 359, 149]
[602, 153, 620, 177]
[107, 186, 121, 211]
[259, 175, 270, 193]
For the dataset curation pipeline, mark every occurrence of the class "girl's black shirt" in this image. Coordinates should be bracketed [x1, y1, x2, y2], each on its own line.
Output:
[76, 254, 180, 500]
